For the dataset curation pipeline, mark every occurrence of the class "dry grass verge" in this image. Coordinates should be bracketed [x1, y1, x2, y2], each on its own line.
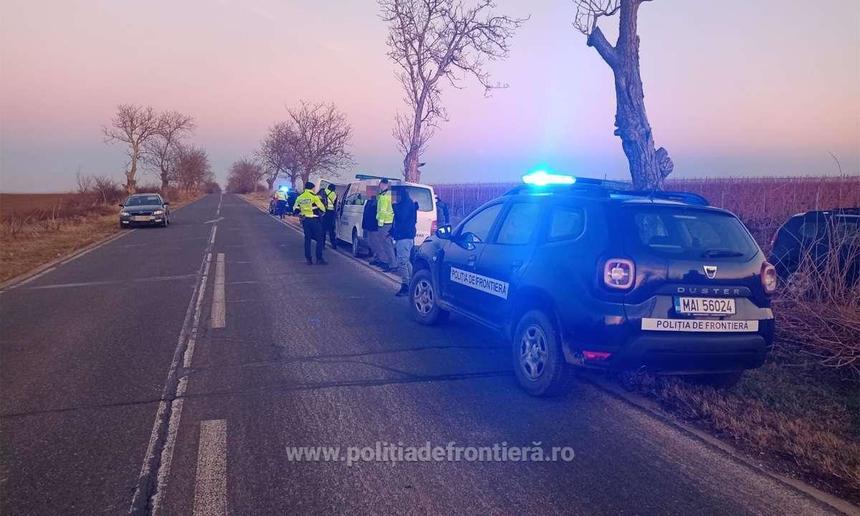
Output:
[622, 361, 859, 503]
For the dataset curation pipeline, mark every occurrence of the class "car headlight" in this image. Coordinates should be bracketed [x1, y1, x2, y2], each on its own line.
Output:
[154, 210, 164, 215]
[121, 211, 130, 217]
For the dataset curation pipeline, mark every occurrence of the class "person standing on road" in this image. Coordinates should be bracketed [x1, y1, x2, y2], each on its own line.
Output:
[322, 184, 338, 249]
[275, 188, 288, 219]
[392, 189, 418, 296]
[362, 192, 383, 265]
[375, 178, 396, 271]
[293, 182, 328, 265]
[435, 194, 449, 227]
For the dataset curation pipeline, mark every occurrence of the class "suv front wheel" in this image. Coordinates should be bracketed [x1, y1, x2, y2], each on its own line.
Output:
[513, 310, 574, 396]
[409, 269, 448, 325]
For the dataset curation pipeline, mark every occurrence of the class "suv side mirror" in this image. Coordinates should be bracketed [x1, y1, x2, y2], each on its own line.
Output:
[456, 231, 477, 250]
[118, 204, 124, 208]
[435, 225, 452, 239]
[163, 202, 170, 206]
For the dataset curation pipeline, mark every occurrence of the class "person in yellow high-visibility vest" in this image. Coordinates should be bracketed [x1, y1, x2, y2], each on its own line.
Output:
[322, 184, 338, 249]
[375, 178, 396, 271]
[275, 187, 288, 219]
[293, 182, 328, 265]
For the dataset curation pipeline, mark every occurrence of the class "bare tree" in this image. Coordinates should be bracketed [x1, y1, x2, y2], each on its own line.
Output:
[75, 170, 94, 195]
[572, 0, 673, 190]
[92, 175, 122, 205]
[173, 145, 212, 193]
[257, 122, 299, 190]
[288, 101, 353, 185]
[103, 104, 162, 194]
[144, 110, 195, 190]
[380, 0, 526, 182]
[226, 158, 265, 194]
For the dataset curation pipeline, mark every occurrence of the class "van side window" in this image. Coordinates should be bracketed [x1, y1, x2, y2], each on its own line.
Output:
[547, 205, 585, 241]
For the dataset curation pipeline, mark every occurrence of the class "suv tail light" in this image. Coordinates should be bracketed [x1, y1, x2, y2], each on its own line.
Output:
[761, 262, 777, 295]
[603, 259, 635, 290]
[430, 220, 437, 234]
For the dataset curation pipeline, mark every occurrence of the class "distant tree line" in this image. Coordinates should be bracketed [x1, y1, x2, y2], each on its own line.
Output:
[102, 104, 217, 195]
[226, 101, 353, 194]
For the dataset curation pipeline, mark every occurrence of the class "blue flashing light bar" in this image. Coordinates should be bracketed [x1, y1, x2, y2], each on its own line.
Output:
[278, 185, 290, 192]
[522, 170, 577, 186]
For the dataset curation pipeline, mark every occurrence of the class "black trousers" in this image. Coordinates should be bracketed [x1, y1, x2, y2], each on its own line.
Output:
[300, 217, 324, 262]
[322, 212, 337, 248]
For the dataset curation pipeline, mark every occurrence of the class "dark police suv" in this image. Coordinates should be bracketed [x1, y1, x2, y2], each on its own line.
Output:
[409, 173, 777, 396]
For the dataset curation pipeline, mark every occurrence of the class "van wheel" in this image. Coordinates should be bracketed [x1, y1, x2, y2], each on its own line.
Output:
[352, 229, 361, 257]
[409, 269, 448, 325]
[687, 371, 744, 389]
[512, 310, 574, 396]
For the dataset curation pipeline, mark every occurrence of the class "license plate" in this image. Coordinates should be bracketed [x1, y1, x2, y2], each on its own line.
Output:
[132, 216, 152, 222]
[674, 297, 736, 315]
[642, 318, 758, 333]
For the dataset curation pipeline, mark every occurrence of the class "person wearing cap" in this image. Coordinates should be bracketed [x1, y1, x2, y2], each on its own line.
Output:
[375, 178, 396, 271]
[293, 181, 328, 265]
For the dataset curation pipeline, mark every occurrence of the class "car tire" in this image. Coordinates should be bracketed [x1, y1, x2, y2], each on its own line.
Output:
[512, 310, 574, 397]
[352, 229, 362, 257]
[686, 371, 744, 389]
[409, 269, 448, 325]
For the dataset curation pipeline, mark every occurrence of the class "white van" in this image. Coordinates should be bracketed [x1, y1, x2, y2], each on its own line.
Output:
[335, 175, 437, 256]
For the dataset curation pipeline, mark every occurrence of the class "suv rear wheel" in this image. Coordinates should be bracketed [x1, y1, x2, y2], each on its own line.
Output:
[409, 269, 448, 325]
[513, 310, 574, 396]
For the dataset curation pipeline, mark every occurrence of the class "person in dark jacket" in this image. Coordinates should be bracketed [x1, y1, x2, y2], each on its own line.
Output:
[361, 193, 382, 265]
[435, 194, 450, 226]
[391, 189, 418, 296]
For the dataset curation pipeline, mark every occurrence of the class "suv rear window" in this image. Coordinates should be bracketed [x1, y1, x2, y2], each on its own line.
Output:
[624, 206, 757, 259]
[392, 186, 433, 212]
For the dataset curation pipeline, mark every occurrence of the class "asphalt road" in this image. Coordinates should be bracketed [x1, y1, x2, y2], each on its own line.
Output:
[0, 194, 839, 515]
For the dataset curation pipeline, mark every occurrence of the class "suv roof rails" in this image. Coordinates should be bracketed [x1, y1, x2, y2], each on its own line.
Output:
[506, 176, 710, 206]
[619, 190, 710, 206]
[355, 173, 401, 182]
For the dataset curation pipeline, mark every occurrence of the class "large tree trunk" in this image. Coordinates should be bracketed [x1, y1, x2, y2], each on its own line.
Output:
[126, 155, 138, 194]
[160, 168, 170, 190]
[404, 148, 420, 183]
[266, 175, 276, 191]
[588, 0, 672, 190]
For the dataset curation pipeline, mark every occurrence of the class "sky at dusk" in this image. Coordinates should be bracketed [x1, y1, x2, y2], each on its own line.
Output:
[1, 0, 858, 192]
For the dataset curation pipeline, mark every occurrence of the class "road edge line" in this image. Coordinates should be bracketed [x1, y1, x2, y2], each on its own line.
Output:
[578, 373, 859, 516]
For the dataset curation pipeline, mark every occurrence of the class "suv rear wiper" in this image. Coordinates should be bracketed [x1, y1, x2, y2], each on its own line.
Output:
[702, 249, 744, 258]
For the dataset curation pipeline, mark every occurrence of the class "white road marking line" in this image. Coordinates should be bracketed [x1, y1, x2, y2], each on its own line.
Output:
[216, 193, 223, 216]
[14, 266, 56, 287]
[211, 254, 226, 329]
[20, 273, 198, 291]
[131, 222, 217, 515]
[192, 420, 228, 516]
